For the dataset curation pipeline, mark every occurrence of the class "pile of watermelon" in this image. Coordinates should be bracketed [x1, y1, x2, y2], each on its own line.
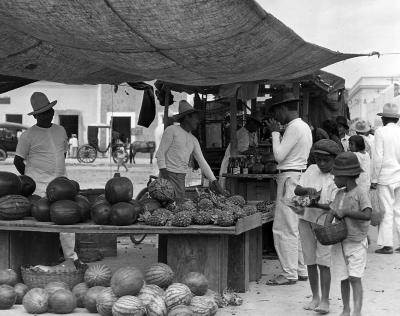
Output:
[0, 262, 228, 315]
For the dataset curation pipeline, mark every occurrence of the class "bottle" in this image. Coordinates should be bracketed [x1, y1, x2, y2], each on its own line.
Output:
[233, 158, 240, 175]
[242, 158, 249, 175]
[228, 157, 233, 174]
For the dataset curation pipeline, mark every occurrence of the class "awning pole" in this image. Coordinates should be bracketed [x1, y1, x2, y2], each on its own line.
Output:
[163, 87, 170, 131]
[230, 96, 238, 156]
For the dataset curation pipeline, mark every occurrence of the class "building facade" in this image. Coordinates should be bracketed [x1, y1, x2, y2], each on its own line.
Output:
[348, 76, 400, 126]
[0, 81, 184, 151]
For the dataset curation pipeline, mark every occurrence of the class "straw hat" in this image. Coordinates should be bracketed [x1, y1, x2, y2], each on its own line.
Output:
[331, 152, 363, 177]
[312, 139, 342, 156]
[28, 92, 57, 116]
[273, 92, 299, 106]
[377, 103, 400, 118]
[173, 100, 198, 120]
[354, 120, 371, 133]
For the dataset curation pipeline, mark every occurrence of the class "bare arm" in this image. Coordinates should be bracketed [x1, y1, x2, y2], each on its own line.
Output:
[343, 207, 372, 221]
[294, 185, 317, 196]
[13, 156, 25, 175]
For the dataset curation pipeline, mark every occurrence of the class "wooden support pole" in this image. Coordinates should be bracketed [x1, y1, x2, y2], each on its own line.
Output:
[251, 98, 257, 115]
[230, 97, 238, 156]
[163, 87, 170, 130]
[302, 89, 310, 123]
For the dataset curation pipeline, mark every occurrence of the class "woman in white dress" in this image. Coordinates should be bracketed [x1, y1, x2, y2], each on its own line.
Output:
[349, 135, 371, 191]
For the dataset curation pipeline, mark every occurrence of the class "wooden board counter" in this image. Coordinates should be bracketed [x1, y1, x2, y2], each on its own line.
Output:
[0, 214, 262, 293]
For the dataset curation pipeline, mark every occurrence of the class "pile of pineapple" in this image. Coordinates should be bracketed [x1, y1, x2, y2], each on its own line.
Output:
[139, 190, 260, 227]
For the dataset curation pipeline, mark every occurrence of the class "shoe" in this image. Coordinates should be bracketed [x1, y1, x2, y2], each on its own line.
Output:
[395, 247, 400, 253]
[298, 276, 308, 281]
[266, 275, 297, 286]
[375, 246, 393, 254]
[74, 259, 88, 270]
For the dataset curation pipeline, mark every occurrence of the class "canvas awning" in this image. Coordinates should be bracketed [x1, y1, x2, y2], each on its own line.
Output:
[0, 0, 369, 90]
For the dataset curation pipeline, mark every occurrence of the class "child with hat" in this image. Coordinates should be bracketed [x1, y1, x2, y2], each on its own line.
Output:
[294, 139, 342, 314]
[325, 152, 372, 316]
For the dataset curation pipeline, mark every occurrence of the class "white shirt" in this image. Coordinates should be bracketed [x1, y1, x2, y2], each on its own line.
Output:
[272, 118, 312, 170]
[372, 123, 400, 185]
[361, 134, 374, 158]
[298, 164, 338, 222]
[156, 125, 216, 181]
[16, 124, 68, 195]
[341, 134, 350, 152]
[69, 137, 78, 147]
[354, 151, 371, 189]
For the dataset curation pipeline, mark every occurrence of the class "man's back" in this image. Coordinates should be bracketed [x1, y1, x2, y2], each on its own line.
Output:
[372, 123, 400, 184]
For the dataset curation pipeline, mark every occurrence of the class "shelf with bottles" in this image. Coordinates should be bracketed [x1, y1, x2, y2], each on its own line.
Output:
[226, 154, 277, 176]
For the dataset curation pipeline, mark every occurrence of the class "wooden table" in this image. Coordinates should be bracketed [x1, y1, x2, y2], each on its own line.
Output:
[0, 213, 262, 293]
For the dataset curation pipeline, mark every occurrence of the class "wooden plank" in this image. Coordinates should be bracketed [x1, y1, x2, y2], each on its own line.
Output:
[222, 173, 277, 180]
[249, 227, 262, 281]
[235, 213, 262, 235]
[228, 232, 249, 292]
[167, 234, 228, 293]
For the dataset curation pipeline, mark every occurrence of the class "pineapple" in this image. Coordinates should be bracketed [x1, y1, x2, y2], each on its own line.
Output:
[192, 211, 212, 225]
[171, 211, 192, 227]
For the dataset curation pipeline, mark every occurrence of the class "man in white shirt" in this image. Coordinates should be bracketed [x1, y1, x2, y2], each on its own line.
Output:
[371, 103, 400, 254]
[68, 134, 79, 158]
[354, 120, 374, 158]
[336, 116, 350, 152]
[156, 100, 224, 200]
[265, 93, 313, 285]
[14, 92, 82, 268]
[219, 116, 261, 188]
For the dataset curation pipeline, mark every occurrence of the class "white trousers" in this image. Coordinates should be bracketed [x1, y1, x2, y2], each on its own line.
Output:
[273, 172, 307, 280]
[377, 182, 400, 247]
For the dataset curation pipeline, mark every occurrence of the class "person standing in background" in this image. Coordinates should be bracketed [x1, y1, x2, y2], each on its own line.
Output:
[336, 116, 350, 152]
[265, 93, 313, 286]
[68, 134, 78, 158]
[14, 92, 84, 268]
[354, 120, 374, 158]
[371, 103, 400, 255]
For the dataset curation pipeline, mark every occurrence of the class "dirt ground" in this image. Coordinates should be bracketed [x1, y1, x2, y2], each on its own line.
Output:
[0, 157, 399, 315]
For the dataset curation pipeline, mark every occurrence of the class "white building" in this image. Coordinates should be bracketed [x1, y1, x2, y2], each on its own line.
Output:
[348, 76, 400, 127]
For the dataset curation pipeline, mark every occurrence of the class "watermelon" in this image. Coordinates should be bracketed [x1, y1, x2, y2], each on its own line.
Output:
[50, 200, 81, 225]
[44, 281, 70, 296]
[31, 197, 51, 221]
[72, 282, 89, 308]
[92, 194, 107, 208]
[148, 178, 175, 202]
[112, 296, 146, 316]
[0, 284, 16, 309]
[22, 288, 49, 314]
[110, 202, 136, 226]
[83, 286, 105, 313]
[75, 194, 91, 221]
[0, 171, 21, 198]
[0, 194, 31, 220]
[145, 263, 175, 289]
[105, 177, 133, 204]
[181, 272, 208, 296]
[46, 177, 77, 203]
[164, 283, 192, 310]
[189, 296, 217, 316]
[0, 269, 18, 286]
[96, 287, 117, 316]
[146, 294, 167, 316]
[138, 284, 165, 299]
[69, 179, 80, 193]
[48, 289, 76, 314]
[111, 267, 144, 297]
[84, 264, 112, 287]
[19, 175, 36, 197]
[91, 202, 111, 225]
[14, 283, 28, 304]
[168, 305, 194, 316]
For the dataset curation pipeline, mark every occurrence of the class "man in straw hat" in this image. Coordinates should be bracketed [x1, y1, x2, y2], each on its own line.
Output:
[354, 120, 374, 158]
[219, 115, 261, 188]
[14, 92, 83, 268]
[265, 92, 312, 285]
[371, 103, 400, 254]
[156, 100, 225, 200]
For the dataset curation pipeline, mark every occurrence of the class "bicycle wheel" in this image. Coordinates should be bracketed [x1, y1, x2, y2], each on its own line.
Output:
[77, 145, 97, 163]
[0, 147, 7, 161]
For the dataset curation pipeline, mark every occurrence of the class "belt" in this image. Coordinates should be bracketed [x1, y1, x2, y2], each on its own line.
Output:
[277, 169, 306, 173]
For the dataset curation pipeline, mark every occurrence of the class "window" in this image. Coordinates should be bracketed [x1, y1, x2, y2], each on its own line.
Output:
[5, 114, 22, 123]
[0, 97, 10, 104]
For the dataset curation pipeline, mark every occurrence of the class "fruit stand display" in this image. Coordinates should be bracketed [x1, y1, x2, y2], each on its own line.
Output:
[0, 171, 265, 295]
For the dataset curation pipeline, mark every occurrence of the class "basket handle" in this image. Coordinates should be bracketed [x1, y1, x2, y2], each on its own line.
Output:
[315, 212, 327, 226]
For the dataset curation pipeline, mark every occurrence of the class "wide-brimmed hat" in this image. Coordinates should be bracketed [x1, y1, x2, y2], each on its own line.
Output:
[273, 92, 299, 107]
[331, 152, 363, 177]
[377, 103, 400, 118]
[354, 120, 371, 133]
[312, 139, 342, 156]
[173, 100, 198, 120]
[28, 92, 57, 116]
[336, 116, 349, 129]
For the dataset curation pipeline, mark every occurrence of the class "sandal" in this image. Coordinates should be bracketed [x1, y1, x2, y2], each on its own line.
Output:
[375, 246, 393, 254]
[395, 247, 400, 253]
[266, 275, 296, 286]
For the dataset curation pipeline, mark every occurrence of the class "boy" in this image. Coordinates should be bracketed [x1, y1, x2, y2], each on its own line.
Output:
[325, 152, 371, 316]
[116, 147, 128, 172]
[294, 139, 342, 314]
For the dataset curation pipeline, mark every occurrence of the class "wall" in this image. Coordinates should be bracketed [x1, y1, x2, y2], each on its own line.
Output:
[0, 81, 99, 144]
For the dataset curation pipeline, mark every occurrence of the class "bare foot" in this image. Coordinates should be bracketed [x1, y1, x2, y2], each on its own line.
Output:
[303, 298, 319, 310]
[315, 301, 329, 314]
[339, 310, 350, 316]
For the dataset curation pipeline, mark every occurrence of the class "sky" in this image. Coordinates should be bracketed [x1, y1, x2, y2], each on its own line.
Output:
[257, 0, 400, 88]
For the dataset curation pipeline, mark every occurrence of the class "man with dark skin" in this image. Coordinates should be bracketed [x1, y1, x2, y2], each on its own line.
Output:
[14, 92, 83, 268]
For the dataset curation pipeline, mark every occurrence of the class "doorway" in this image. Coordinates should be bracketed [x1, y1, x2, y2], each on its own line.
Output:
[59, 115, 79, 138]
[112, 116, 131, 143]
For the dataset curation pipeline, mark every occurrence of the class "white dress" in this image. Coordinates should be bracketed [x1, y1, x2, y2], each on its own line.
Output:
[354, 151, 371, 190]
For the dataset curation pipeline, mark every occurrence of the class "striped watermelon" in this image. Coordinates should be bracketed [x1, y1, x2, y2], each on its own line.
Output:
[145, 263, 175, 289]
[72, 283, 89, 308]
[0, 195, 31, 220]
[181, 272, 208, 296]
[111, 267, 144, 297]
[84, 264, 112, 287]
[96, 287, 117, 316]
[112, 296, 146, 316]
[168, 305, 194, 316]
[138, 284, 165, 299]
[190, 296, 217, 316]
[164, 283, 192, 310]
[146, 294, 167, 316]
[83, 286, 105, 313]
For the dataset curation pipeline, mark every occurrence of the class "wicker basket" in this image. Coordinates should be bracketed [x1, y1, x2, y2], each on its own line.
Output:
[313, 218, 348, 246]
[21, 265, 87, 289]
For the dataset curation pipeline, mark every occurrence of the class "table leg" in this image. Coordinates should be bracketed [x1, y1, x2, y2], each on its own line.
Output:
[158, 235, 168, 264]
[228, 232, 250, 292]
[166, 234, 228, 293]
[249, 227, 262, 281]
